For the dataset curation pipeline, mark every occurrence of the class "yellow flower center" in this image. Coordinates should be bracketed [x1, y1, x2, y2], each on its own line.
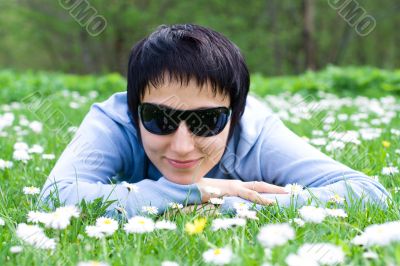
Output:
[382, 141, 391, 148]
[213, 249, 221, 255]
[185, 218, 207, 235]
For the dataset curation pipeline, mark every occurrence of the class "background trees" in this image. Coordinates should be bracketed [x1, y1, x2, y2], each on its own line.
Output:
[0, 0, 398, 76]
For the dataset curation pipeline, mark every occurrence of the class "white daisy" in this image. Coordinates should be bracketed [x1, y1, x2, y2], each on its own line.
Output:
[297, 243, 345, 265]
[381, 166, 399, 175]
[88, 91, 98, 99]
[69, 102, 80, 109]
[289, 218, 305, 227]
[329, 194, 345, 204]
[168, 202, 183, 209]
[115, 206, 128, 217]
[155, 220, 177, 230]
[27, 210, 47, 223]
[95, 217, 119, 235]
[0, 159, 13, 170]
[161, 261, 179, 266]
[233, 202, 249, 211]
[13, 142, 29, 151]
[42, 154, 55, 160]
[23, 186, 40, 195]
[9, 245, 23, 254]
[13, 149, 31, 161]
[363, 251, 378, 259]
[29, 121, 43, 133]
[351, 234, 368, 246]
[298, 206, 326, 223]
[121, 181, 139, 192]
[0, 217, 5, 226]
[141, 206, 158, 215]
[326, 140, 345, 151]
[285, 253, 319, 266]
[209, 197, 225, 205]
[35, 205, 79, 230]
[284, 183, 304, 196]
[211, 218, 246, 231]
[264, 248, 272, 260]
[16, 223, 56, 250]
[67, 126, 78, 133]
[77, 261, 109, 266]
[57, 205, 80, 219]
[28, 144, 44, 154]
[351, 221, 400, 247]
[124, 216, 155, 233]
[18, 116, 29, 126]
[85, 225, 106, 239]
[257, 223, 295, 248]
[202, 247, 233, 265]
[42, 211, 71, 230]
[236, 209, 258, 220]
[324, 208, 347, 218]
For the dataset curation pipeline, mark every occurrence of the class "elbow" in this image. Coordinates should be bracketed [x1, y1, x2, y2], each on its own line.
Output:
[349, 179, 391, 209]
[38, 179, 76, 209]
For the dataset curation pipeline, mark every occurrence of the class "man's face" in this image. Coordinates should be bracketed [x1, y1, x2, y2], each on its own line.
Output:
[139, 78, 231, 184]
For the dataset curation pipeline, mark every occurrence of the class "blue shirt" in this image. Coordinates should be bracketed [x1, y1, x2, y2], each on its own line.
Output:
[39, 92, 389, 217]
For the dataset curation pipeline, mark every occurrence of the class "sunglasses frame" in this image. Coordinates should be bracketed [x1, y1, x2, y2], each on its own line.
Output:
[138, 103, 232, 137]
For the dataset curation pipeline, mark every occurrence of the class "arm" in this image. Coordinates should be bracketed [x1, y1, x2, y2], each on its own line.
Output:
[220, 115, 390, 213]
[39, 105, 201, 218]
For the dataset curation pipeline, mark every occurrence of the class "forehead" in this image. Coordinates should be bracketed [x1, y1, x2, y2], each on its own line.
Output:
[142, 78, 230, 109]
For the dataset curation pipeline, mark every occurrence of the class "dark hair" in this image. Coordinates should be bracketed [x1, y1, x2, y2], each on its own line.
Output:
[127, 23, 249, 141]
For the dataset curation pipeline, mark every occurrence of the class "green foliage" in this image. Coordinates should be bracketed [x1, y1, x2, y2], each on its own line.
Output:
[251, 65, 400, 98]
[1, 66, 400, 105]
[0, 0, 399, 75]
[0, 67, 400, 265]
[0, 69, 125, 103]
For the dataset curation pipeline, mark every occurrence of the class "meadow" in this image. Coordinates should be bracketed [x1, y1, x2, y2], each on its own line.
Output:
[0, 66, 399, 265]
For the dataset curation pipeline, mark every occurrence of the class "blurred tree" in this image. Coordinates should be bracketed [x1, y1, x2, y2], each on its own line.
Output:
[302, 0, 316, 70]
[0, 0, 398, 76]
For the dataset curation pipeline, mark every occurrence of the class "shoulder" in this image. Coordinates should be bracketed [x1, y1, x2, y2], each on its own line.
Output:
[238, 93, 278, 142]
[74, 92, 141, 177]
[223, 94, 280, 163]
[90, 92, 134, 127]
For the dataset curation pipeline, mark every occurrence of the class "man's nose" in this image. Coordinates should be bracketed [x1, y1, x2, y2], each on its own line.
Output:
[169, 122, 196, 154]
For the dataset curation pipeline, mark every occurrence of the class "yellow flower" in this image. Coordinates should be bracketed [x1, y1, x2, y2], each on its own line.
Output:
[382, 141, 391, 148]
[185, 218, 207, 235]
[329, 194, 345, 204]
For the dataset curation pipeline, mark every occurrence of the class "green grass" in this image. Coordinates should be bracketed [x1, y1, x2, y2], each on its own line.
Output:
[0, 68, 400, 265]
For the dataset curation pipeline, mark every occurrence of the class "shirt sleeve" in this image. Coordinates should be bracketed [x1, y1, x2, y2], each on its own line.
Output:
[38, 105, 202, 218]
[221, 115, 390, 213]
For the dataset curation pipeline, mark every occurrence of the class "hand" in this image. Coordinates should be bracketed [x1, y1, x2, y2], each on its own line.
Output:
[195, 178, 288, 205]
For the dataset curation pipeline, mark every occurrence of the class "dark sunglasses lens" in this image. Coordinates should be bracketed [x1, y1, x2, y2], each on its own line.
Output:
[140, 104, 230, 137]
[188, 108, 230, 137]
[140, 104, 177, 135]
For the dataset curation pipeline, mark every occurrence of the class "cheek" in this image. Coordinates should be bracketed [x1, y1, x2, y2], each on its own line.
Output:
[139, 124, 166, 155]
[196, 122, 231, 160]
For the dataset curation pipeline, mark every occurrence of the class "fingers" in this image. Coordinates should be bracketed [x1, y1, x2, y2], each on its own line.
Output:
[243, 181, 288, 194]
[238, 188, 276, 205]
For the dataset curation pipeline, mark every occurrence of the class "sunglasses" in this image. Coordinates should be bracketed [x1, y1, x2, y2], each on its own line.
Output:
[138, 103, 231, 137]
